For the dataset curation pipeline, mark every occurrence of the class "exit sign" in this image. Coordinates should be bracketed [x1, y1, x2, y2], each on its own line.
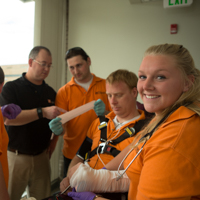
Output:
[163, 0, 193, 8]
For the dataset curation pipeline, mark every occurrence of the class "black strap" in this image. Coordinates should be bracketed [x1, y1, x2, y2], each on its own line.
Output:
[85, 118, 150, 161]
[110, 119, 148, 145]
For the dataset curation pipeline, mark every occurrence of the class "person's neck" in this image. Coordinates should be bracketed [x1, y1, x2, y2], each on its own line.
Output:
[25, 72, 43, 85]
[75, 73, 93, 84]
[116, 110, 140, 124]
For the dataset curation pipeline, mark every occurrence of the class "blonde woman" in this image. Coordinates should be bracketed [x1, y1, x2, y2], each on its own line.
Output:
[67, 44, 200, 200]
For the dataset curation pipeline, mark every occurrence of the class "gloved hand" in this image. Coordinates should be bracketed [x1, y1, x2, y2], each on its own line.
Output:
[94, 99, 105, 116]
[1, 103, 21, 119]
[49, 117, 63, 135]
[68, 190, 96, 200]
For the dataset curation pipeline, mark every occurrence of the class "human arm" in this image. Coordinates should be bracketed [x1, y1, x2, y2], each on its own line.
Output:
[67, 155, 84, 177]
[68, 163, 129, 193]
[4, 106, 64, 126]
[0, 162, 10, 200]
[60, 136, 92, 193]
[59, 156, 84, 194]
[105, 144, 131, 170]
[65, 145, 132, 193]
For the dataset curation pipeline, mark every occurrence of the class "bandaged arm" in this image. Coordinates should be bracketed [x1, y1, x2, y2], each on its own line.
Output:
[69, 163, 129, 193]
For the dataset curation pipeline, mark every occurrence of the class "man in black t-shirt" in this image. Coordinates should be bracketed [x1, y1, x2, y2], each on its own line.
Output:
[0, 46, 63, 200]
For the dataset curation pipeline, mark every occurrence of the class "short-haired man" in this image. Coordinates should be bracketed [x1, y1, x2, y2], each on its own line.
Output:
[60, 69, 149, 194]
[49, 47, 112, 177]
[0, 46, 62, 200]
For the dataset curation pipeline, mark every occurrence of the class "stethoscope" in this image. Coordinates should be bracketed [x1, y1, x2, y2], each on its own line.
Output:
[116, 132, 150, 180]
[116, 113, 171, 181]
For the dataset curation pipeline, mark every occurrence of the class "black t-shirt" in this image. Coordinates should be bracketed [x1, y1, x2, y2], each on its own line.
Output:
[0, 73, 56, 154]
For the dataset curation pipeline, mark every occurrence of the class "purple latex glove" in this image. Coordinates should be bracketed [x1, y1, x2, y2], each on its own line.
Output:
[102, 167, 106, 169]
[68, 189, 96, 200]
[1, 103, 21, 119]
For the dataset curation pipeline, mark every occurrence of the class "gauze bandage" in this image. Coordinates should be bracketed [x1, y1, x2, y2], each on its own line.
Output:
[59, 101, 95, 124]
[70, 163, 129, 193]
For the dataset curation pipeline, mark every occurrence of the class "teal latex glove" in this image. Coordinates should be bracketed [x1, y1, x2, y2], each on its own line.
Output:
[49, 117, 63, 135]
[94, 99, 105, 116]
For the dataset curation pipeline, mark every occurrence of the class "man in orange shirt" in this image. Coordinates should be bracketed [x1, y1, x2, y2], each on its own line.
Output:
[49, 47, 112, 177]
[59, 69, 151, 196]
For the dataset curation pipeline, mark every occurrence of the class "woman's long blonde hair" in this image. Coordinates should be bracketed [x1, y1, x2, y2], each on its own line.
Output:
[132, 44, 200, 146]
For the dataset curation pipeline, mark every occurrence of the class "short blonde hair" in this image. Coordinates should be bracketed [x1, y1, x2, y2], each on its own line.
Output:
[106, 69, 138, 90]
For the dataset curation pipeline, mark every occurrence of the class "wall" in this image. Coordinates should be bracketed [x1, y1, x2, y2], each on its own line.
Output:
[34, 0, 67, 92]
[34, 0, 67, 182]
[68, 0, 200, 96]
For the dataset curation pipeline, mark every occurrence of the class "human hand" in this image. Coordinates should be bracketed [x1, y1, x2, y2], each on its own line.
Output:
[68, 190, 96, 200]
[1, 103, 21, 119]
[60, 177, 72, 195]
[49, 117, 63, 135]
[94, 99, 105, 116]
[43, 106, 66, 119]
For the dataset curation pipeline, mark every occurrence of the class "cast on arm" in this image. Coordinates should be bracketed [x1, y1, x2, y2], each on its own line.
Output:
[60, 136, 93, 193]
[68, 163, 130, 193]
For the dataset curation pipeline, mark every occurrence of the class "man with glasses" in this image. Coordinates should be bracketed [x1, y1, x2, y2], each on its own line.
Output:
[49, 47, 112, 177]
[0, 46, 63, 200]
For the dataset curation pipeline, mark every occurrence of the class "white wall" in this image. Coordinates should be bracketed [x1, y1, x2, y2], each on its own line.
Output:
[68, 0, 200, 84]
[34, 0, 67, 92]
[34, 0, 67, 182]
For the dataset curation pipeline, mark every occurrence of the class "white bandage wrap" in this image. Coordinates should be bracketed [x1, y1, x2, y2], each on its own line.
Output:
[70, 163, 129, 193]
[59, 101, 95, 124]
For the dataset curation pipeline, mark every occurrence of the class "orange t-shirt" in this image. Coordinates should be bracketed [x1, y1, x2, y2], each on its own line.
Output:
[56, 74, 111, 159]
[87, 110, 146, 169]
[124, 106, 200, 200]
[0, 111, 9, 188]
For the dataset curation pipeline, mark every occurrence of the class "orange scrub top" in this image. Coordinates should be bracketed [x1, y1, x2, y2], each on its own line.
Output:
[0, 111, 9, 188]
[87, 110, 145, 169]
[124, 106, 200, 200]
[56, 74, 111, 159]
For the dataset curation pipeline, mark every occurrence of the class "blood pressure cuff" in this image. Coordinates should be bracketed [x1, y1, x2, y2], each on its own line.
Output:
[76, 137, 92, 160]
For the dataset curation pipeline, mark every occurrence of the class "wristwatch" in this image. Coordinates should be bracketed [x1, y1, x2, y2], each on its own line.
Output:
[37, 107, 43, 119]
[93, 195, 102, 200]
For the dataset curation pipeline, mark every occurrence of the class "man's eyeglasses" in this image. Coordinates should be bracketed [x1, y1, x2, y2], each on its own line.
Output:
[33, 59, 52, 68]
